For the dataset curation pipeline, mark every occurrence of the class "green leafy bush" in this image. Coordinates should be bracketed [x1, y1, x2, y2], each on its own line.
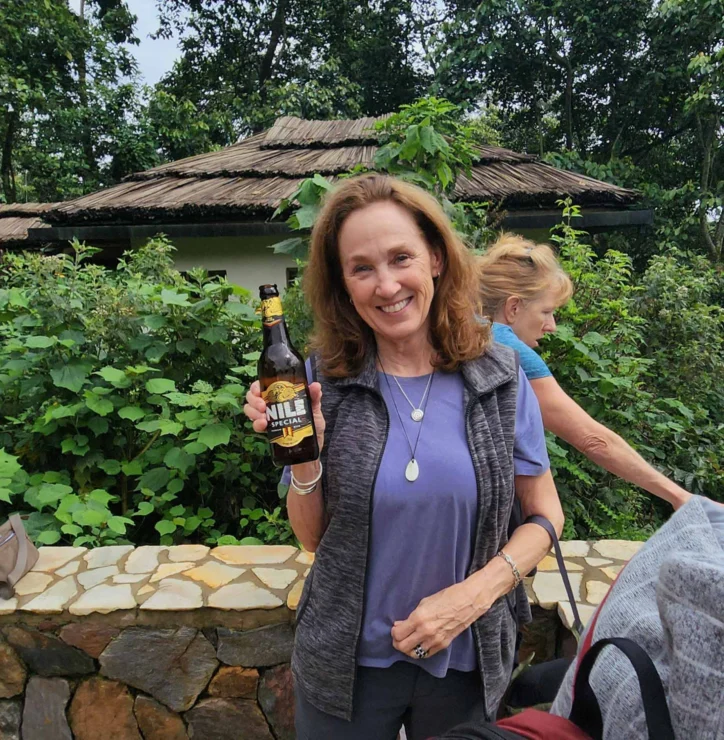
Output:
[538, 201, 724, 539]
[0, 237, 290, 547]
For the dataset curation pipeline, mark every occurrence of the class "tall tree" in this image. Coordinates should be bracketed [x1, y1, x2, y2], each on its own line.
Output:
[0, 0, 154, 203]
[155, 0, 431, 138]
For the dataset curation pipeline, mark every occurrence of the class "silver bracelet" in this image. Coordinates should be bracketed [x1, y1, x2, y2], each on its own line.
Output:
[496, 550, 522, 588]
[290, 461, 323, 496]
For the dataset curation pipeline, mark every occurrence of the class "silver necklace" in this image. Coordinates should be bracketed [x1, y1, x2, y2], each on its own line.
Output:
[378, 356, 435, 482]
[390, 371, 434, 422]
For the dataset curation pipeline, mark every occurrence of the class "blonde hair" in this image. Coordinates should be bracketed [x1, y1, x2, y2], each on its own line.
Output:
[477, 233, 573, 319]
[305, 174, 489, 377]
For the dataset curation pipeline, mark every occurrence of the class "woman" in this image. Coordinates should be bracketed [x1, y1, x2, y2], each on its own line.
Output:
[244, 175, 564, 739]
[478, 233, 691, 510]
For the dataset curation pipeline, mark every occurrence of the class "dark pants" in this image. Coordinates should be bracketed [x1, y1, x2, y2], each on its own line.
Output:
[295, 661, 484, 740]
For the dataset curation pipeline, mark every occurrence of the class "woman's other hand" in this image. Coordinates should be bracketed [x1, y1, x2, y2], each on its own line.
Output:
[244, 380, 326, 450]
[391, 581, 490, 659]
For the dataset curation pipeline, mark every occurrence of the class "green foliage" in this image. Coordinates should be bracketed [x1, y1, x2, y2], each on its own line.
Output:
[0, 237, 289, 547]
[530, 201, 724, 538]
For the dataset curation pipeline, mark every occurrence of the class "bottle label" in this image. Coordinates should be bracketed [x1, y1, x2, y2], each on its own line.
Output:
[262, 380, 314, 448]
[260, 296, 283, 327]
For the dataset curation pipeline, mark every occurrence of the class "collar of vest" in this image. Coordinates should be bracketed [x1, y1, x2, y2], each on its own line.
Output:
[328, 341, 517, 396]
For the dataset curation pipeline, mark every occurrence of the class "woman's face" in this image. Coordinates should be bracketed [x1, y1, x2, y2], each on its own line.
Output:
[506, 289, 560, 348]
[338, 200, 442, 347]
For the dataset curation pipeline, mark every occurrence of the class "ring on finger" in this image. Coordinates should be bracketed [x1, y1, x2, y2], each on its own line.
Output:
[413, 643, 429, 659]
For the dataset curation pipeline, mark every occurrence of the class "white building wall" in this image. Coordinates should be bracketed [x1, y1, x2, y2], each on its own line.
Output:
[131, 234, 299, 296]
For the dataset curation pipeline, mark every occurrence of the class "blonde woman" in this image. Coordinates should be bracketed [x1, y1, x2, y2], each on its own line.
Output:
[478, 233, 690, 510]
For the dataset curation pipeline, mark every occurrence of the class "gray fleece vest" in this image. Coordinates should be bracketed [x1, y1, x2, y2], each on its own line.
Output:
[292, 343, 523, 721]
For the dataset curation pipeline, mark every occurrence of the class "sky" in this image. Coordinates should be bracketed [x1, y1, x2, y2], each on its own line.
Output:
[68, 0, 183, 85]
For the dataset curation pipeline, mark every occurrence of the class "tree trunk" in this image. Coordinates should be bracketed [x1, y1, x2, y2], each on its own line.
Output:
[696, 112, 722, 261]
[1, 111, 18, 203]
[258, 0, 288, 98]
[77, 0, 97, 180]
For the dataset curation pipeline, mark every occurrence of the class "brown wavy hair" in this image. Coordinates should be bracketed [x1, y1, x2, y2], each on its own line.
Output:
[304, 174, 489, 377]
[477, 233, 574, 319]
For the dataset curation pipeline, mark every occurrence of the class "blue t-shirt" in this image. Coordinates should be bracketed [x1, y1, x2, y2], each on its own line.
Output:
[492, 322, 552, 380]
[356, 367, 549, 677]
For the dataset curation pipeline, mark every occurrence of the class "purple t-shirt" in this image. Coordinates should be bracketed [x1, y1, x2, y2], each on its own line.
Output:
[282, 364, 549, 677]
[356, 367, 549, 677]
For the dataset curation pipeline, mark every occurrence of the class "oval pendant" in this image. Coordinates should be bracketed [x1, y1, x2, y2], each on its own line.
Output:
[411, 408, 424, 422]
[405, 458, 419, 482]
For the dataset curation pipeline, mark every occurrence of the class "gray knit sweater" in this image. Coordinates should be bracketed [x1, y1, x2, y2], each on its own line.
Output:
[551, 496, 724, 739]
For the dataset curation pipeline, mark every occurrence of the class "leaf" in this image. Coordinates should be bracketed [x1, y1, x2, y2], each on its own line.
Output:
[136, 501, 154, 516]
[118, 406, 146, 421]
[139, 467, 170, 492]
[184, 516, 202, 532]
[88, 488, 114, 506]
[183, 441, 207, 455]
[98, 459, 122, 475]
[122, 460, 143, 476]
[271, 237, 309, 259]
[161, 289, 190, 306]
[294, 205, 319, 230]
[239, 536, 264, 546]
[61, 524, 82, 536]
[224, 301, 256, 319]
[155, 520, 177, 536]
[163, 447, 195, 472]
[108, 516, 134, 534]
[199, 326, 227, 344]
[95, 366, 131, 388]
[166, 479, 184, 495]
[85, 392, 114, 417]
[146, 378, 177, 394]
[143, 314, 167, 330]
[36, 530, 62, 545]
[50, 362, 89, 393]
[157, 420, 184, 436]
[87, 417, 109, 436]
[0, 449, 21, 478]
[176, 339, 196, 354]
[37, 483, 74, 506]
[73, 509, 107, 527]
[198, 423, 231, 449]
[25, 335, 56, 348]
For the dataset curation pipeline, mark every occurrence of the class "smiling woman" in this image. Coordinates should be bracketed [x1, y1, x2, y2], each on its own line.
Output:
[243, 175, 564, 740]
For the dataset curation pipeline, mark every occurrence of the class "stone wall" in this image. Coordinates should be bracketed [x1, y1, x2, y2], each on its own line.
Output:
[0, 540, 640, 739]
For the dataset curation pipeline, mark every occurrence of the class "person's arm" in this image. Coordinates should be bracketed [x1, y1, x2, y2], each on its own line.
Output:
[391, 470, 563, 658]
[530, 375, 691, 509]
[285, 459, 328, 552]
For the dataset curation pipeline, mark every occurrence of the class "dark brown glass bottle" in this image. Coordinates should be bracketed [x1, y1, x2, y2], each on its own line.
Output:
[258, 284, 319, 467]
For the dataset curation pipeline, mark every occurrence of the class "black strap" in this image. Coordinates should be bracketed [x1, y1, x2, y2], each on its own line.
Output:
[524, 515, 584, 636]
[570, 637, 675, 740]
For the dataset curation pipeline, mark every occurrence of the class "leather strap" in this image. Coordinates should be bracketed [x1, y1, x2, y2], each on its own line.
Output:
[524, 515, 583, 636]
[570, 637, 675, 740]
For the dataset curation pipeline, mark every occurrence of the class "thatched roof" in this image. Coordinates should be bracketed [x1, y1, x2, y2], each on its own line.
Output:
[0, 203, 60, 245]
[42, 115, 637, 226]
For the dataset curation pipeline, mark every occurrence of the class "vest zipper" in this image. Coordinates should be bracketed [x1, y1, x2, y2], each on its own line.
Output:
[464, 391, 490, 721]
[350, 387, 390, 713]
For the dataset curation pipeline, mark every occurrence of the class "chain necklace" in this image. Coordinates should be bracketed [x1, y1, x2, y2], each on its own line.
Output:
[377, 355, 435, 482]
[390, 371, 434, 422]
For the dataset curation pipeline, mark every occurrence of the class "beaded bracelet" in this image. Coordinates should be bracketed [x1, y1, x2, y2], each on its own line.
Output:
[290, 461, 323, 496]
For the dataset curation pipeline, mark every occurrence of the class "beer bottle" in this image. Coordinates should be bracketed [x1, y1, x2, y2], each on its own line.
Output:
[257, 284, 319, 467]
